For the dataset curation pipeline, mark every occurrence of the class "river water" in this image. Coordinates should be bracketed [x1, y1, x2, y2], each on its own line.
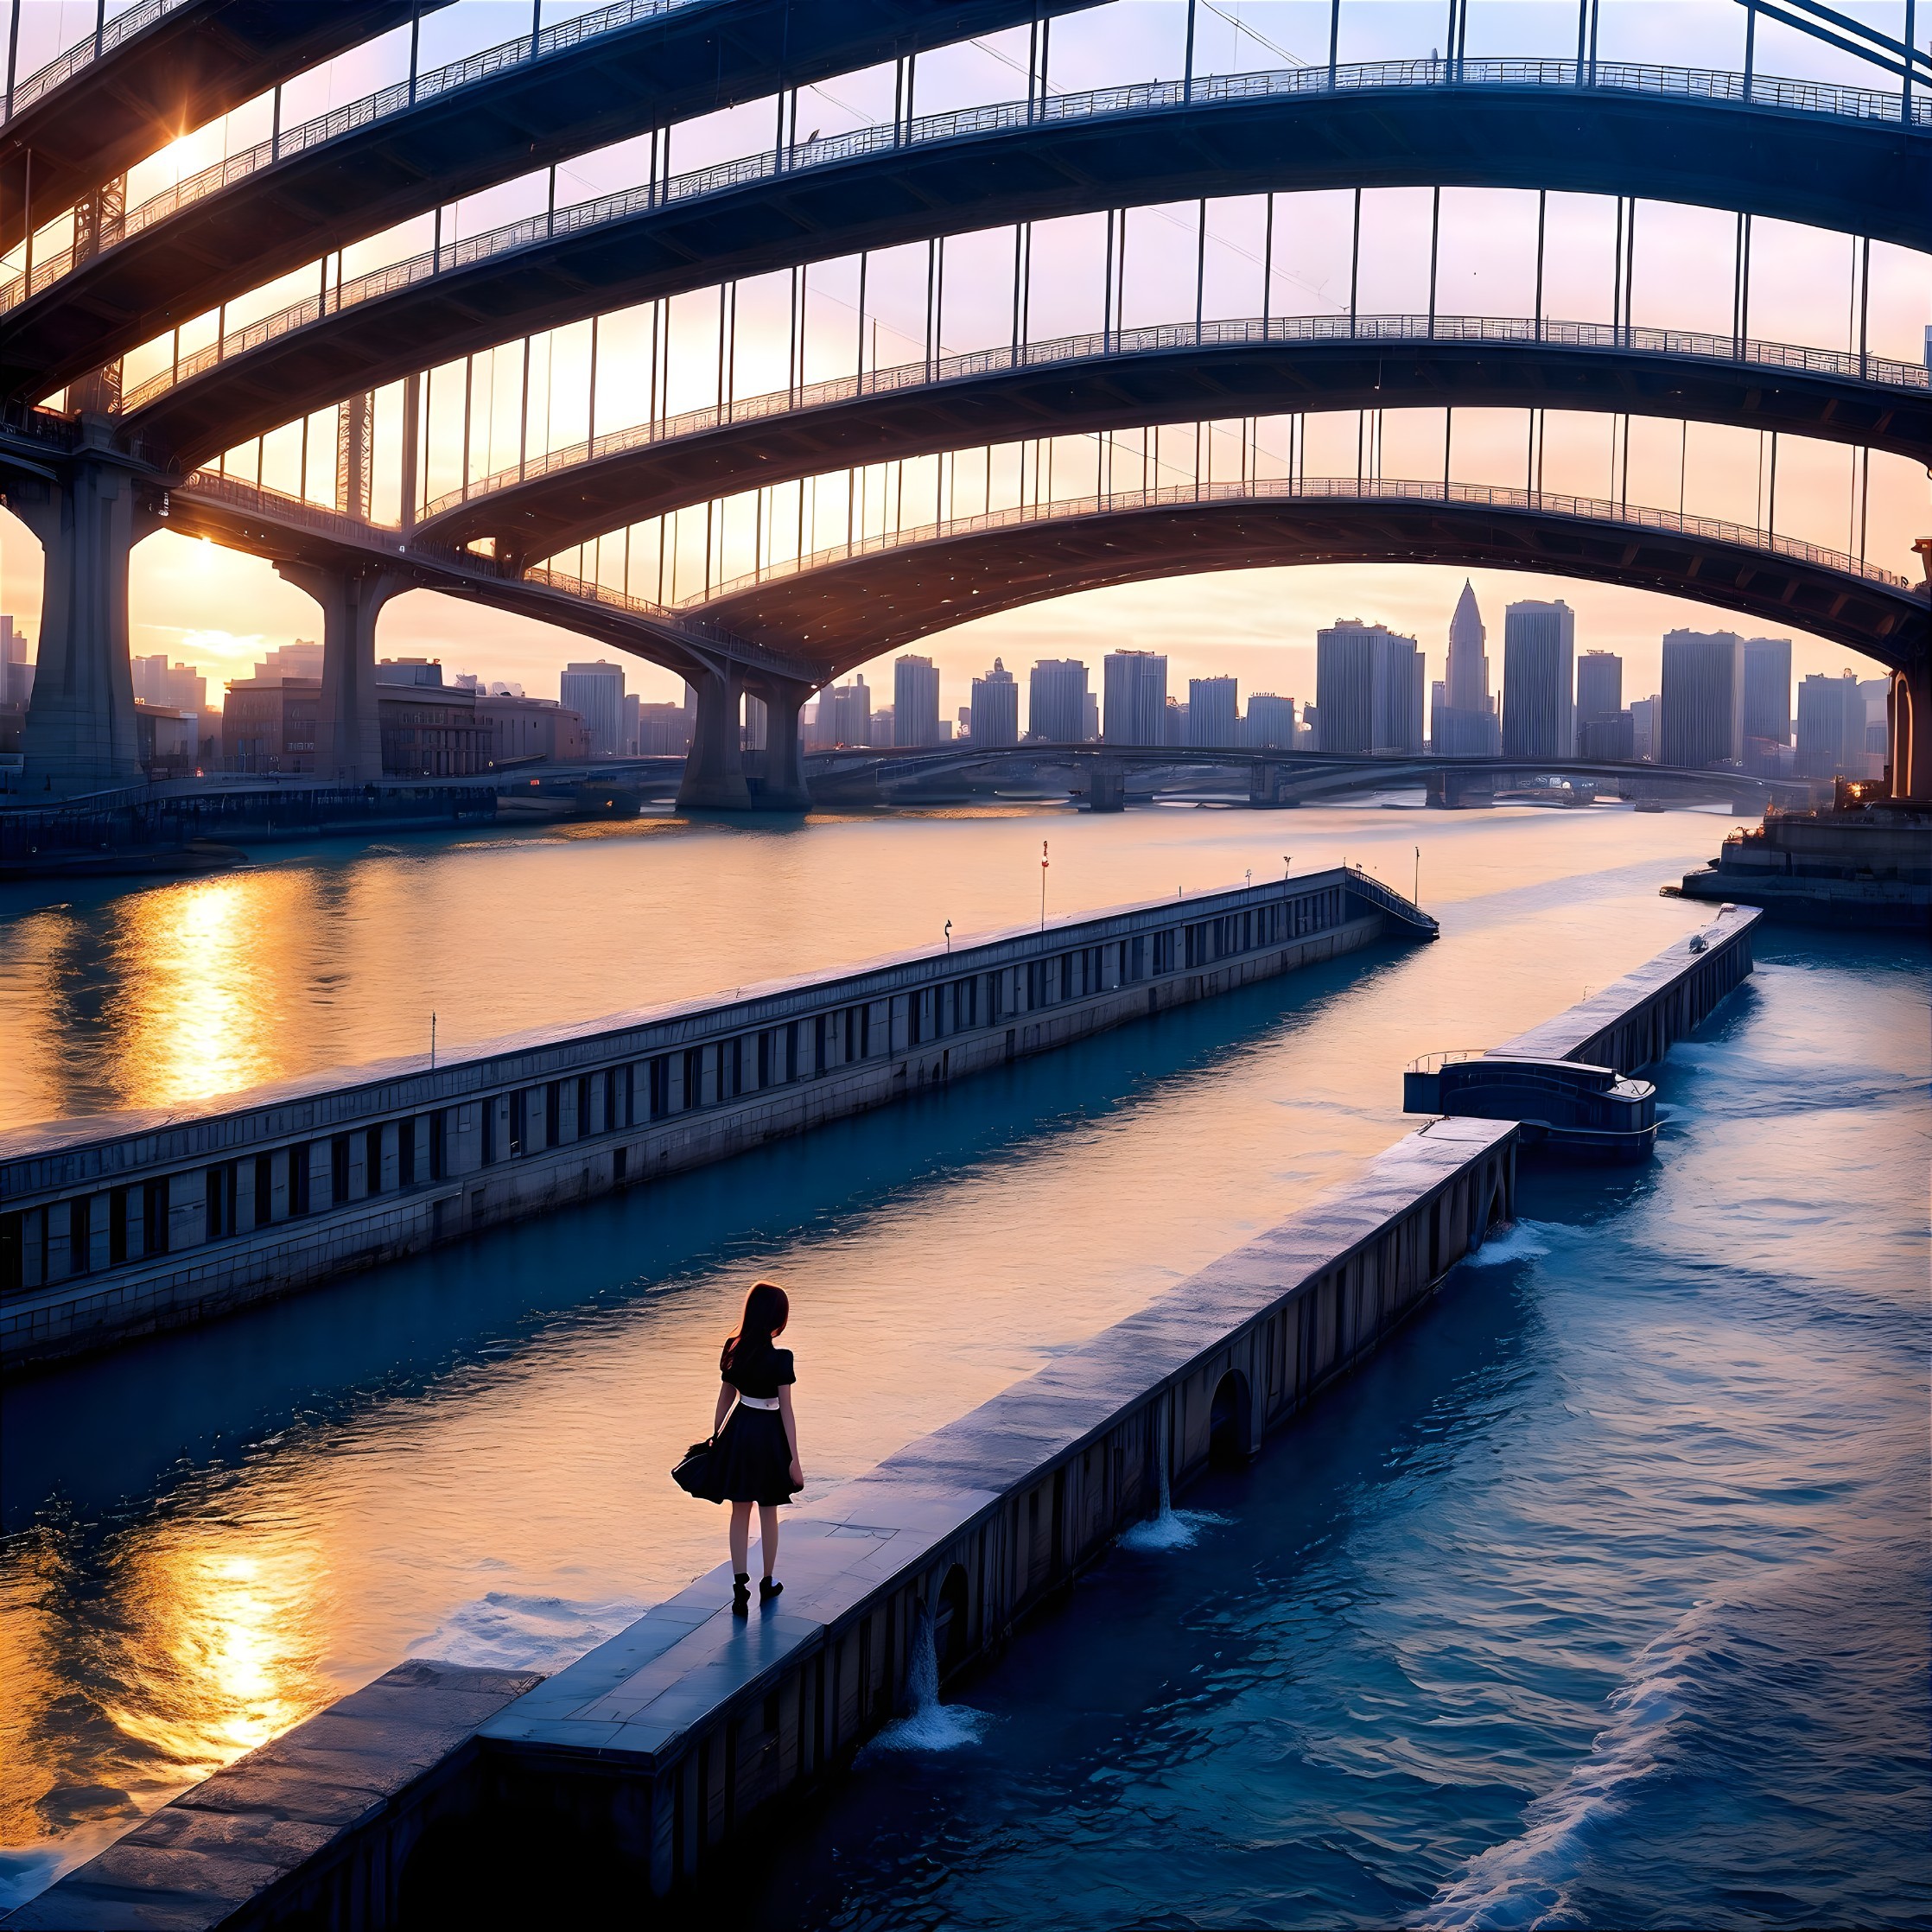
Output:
[1, 801, 1925, 1923]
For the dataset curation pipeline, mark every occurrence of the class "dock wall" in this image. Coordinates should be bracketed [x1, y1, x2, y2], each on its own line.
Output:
[2, 868, 1434, 1371]
[1497, 903, 1761, 1072]
[11, 1116, 1513, 1930]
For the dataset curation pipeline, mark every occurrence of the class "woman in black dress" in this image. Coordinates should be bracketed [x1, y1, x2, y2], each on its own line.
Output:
[696, 1281, 804, 1614]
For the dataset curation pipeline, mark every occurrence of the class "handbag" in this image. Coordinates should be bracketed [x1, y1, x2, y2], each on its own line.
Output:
[671, 1435, 715, 1496]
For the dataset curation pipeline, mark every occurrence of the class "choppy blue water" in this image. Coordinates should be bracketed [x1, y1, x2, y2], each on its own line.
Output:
[734, 934, 1930, 1932]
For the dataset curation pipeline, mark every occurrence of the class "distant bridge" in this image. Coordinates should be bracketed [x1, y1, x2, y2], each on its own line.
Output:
[798, 741, 1814, 810]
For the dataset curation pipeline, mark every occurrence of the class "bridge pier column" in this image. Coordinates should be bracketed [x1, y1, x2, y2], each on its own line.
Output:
[275, 560, 404, 783]
[12, 425, 144, 797]
[1247, 761, 1291, 808]
[1888, 660, 1931, 801]
[1083, 759, 1126, 811]
[677, 667, 753, 810]
[743, 677, 812, 811]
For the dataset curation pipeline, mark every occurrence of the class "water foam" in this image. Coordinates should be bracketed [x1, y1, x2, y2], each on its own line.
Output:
[862, 1603, 992, 1755]
[1457, 1221, 1553, 1269]
[405, 1588, 645, 1674]
[1118, 1505, 1230, 1551]
[1419, 1605, 1706, 1930]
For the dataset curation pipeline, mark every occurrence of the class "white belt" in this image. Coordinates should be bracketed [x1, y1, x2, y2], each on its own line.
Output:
[735, 1393, 781, 1411]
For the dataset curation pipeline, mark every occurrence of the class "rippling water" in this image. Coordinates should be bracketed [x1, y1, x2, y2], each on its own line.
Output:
[1, 803, 1923, 1922]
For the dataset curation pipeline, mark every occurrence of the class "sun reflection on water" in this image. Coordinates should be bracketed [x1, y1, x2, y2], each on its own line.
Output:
[111, 874, 295, 1112]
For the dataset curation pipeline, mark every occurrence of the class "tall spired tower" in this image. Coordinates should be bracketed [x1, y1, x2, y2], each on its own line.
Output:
[1446, 579, 1489, 710]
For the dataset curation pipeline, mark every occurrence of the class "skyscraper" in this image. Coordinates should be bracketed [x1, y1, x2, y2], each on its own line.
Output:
[1245, 692, 1297, 748]
[893, 655, 942, 747]
[969, 658, 1019, 747]
[1028, 659, 1089, 743]
[1659, 629, 1745, 768]
[1741, 637, 1794, 749]
[1316, 620, 1422, 753]
[1795, 671, 1865, 778]
[1575, 650, 1622, 722]
[1501, 601, 1576, 759]
[1187, 676, 1239, 747]
[815, 675, 870, 747]
[561, 661, 626, 758]
[1103, 651, 1168, 745]
[1433, 580, 1501, 756]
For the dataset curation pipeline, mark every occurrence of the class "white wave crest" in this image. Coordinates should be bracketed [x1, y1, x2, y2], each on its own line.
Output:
[865, 1702, 995, 1754]
[1458, 1222, 1553, 1270]
[1119, 1506, 1230, 1552]
[406, 1588, 645, 1674]
[1419, 1607, 1706, 1930]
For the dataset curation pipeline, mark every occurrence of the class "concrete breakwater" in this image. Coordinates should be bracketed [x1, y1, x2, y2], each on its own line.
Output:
[10, 1115, 1517, 1932]
[2, 867, 1433, 1370]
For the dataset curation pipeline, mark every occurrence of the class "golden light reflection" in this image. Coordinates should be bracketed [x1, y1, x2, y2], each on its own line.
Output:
[112, 874, 295, 1110]
[101, 1530, 327, 1785]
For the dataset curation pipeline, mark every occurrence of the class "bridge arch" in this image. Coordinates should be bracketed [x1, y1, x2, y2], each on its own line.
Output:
[416, 315, 1932, 562]
[118, 60, 1932, 463]
[691, 475, 1928, 675]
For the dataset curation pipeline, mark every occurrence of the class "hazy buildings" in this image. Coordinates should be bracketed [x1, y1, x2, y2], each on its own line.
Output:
[1574, 649, 1633, 761]
[815, 676, 871, 747]
[1501, 601, 1576, 759]
[0, 615, 30, 708]
[1630, 695, 1660, 762]
[1316, 620, 1423, 754]
[632, 702, 689, 755]
[1188, 676, 1239, 747]
[1433, 580, 1502, 756]
[894, 654, 943, 747]
[1245, 692, 1298, 749]
[561, 661, 626, 758]
[970, 658, 1020, 747]
[376, 658, 484, 776]
[1028, 658, 1089, 743]
[1659, 629, 1745, 768]
[479, 692, 589, 765]
[1795, 670, 1866, 778]
[1103, 651, 1168, 745]
[1742, 637, 1793, 748]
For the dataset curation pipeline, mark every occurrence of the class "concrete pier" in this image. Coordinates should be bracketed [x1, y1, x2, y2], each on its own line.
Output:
[11, 1115, 1515, 1930]
[2, 868, 1433, 1371]
[1497, 902, 1761, 1071]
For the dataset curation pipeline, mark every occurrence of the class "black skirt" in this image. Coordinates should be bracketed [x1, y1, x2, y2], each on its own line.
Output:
[690, 1403, 798, 1506]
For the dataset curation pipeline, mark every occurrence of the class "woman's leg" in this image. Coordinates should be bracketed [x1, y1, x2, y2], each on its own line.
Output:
[729, 1499, 753, 1575]
[758, 1504, 781, 1579]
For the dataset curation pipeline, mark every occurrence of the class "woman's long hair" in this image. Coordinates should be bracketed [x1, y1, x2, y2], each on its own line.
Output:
[721, 1281, 789, 1375]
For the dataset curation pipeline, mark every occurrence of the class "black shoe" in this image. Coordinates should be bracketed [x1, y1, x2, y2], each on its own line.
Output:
[759, 1577, 783, 1605]
[732, 1573, 751, 1616]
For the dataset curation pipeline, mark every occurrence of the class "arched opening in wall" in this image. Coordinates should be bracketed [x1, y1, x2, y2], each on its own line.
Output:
[932, 1562, 970, 1678]
[1208, 1370, 1252, 1468]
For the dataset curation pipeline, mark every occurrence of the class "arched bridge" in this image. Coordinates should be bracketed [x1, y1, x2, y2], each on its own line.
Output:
[695, 474, 1926, 674]
[419, 314, 1932, 562]
[111, 57, 1932, 462]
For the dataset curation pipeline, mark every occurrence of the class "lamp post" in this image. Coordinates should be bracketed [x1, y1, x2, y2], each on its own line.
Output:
[1039, 841, 1049, 930]
[944, 918, 952, 952]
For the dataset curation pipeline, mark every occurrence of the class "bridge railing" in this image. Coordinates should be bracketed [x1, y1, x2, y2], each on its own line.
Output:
[0, 0, 709, 308]
[1341, 863, 1437, 931]
[111, 54, 1929, 415]
[4, 0, 194, 118]
[418, 309, 1927, 524]
[697, 473, 1917, 607]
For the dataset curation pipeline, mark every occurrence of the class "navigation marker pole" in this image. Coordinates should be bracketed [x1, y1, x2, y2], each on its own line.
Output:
[1414, 846, 1420, 905]
[430, 1013, 437, 1070]
[1040, 842, 1049, 930]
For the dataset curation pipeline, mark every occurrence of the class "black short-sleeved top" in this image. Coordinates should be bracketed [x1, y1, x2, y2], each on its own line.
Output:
[722, 1340, 796, 1401]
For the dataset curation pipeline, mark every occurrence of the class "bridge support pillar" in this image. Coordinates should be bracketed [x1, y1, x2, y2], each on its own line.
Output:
[677, 667, 753, 810]
[1888, 660, 1931, 802]
[1083, 759, 1126, 811]
[13, 426, 144, 797]
[1248, 761, 1291, 808]
[275, 560, 404, 783]
[744, 677, 812, 811]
